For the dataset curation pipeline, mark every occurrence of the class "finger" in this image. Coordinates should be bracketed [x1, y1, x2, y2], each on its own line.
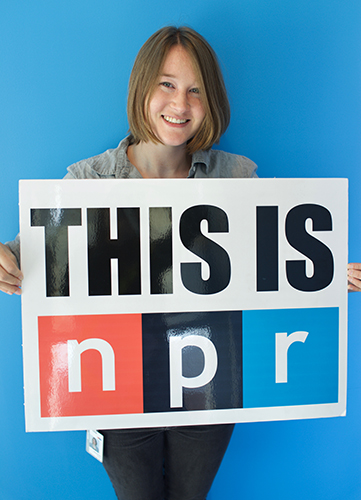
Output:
[0, 280, 22, 295]
[348, 276, 361, 290]
[348, 262, 361, 271]
[347, 268, 361, 281]
[0, 244, 23, 280]
[348, 283, 360, 292]
[4, 261, 23, 281]
[0, 266, 22, 288]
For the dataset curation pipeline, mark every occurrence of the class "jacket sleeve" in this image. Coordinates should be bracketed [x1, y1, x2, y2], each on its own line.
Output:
[5, 233, 21, 268]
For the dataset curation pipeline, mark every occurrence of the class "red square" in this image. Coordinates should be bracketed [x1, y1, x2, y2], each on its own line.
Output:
[38, 314, 143, 417]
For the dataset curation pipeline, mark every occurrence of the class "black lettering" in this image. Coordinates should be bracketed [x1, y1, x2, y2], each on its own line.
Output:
[180, 205, 231, 295]
[87, 208, 141, 296]
[257, 206, 278, 291]
[149, 207, 173, 294]
[285, 204, 334, 291]
[31, 208, 82, 297]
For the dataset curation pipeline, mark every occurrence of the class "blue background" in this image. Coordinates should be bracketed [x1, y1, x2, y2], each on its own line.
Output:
[1, 1, 361, 499]
[243, 308, 339, 407]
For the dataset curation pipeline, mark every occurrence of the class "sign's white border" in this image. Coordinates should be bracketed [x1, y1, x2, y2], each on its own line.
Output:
[19, 178, 348, 432]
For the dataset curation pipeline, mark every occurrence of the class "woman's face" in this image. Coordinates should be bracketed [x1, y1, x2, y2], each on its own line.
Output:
[147, 45, 206, 149]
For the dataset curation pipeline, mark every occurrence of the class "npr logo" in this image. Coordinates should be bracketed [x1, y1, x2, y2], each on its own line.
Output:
[38, 308, 339, 418]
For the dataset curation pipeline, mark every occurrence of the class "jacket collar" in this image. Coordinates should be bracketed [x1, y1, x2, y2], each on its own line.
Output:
[115, 136, 211, 176]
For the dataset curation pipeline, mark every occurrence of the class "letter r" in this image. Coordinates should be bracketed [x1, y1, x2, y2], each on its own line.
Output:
[275, 331, 309, 383]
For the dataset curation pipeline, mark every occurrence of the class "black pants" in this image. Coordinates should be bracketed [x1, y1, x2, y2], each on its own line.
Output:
[101, 424, 234, 500]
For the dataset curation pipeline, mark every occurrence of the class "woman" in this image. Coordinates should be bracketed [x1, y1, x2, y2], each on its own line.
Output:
[0, 26, 360, 500]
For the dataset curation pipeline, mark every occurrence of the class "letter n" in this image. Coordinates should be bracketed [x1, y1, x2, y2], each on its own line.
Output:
[67, 338, 116, 392]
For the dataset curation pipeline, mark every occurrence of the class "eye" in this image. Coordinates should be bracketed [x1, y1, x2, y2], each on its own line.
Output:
[160, 81, 174, 89]
[189, 87, 200, 95]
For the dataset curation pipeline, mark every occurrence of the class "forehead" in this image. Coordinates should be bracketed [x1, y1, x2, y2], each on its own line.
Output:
[160, 45, 198, 80]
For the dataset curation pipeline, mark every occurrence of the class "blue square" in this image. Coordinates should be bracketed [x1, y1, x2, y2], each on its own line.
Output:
[243, 308, 339, 408]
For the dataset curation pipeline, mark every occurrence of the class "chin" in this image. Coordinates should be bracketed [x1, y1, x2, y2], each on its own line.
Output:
[158, 134, 192, 148]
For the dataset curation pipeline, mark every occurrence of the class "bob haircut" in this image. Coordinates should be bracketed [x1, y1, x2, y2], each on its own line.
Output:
[127, 26, 230, 154]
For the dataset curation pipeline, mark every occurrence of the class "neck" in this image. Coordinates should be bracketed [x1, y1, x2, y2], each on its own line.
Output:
[127, 141, 191, 178]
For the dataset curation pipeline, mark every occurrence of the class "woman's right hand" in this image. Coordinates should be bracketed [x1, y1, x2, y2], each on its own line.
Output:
[0, 242, 23, 295]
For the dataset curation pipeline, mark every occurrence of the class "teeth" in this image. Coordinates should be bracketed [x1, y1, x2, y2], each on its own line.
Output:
[163, 115, 188, 124]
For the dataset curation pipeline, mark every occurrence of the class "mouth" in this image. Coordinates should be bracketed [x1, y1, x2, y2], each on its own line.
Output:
[162, 115, 190, 125]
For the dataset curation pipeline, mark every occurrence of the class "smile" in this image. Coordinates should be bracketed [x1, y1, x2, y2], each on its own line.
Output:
[162, 115, 189, 124]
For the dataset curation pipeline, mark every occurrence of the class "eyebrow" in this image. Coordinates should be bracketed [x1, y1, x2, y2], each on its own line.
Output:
[159, 73, 199, 85]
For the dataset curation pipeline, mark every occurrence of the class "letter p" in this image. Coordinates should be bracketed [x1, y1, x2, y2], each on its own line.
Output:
[169, 335, 218, 408]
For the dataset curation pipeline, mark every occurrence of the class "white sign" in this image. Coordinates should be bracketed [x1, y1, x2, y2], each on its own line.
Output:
[19, 178, 348, 431]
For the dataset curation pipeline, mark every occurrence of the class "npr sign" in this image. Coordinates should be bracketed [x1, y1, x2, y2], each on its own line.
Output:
[19, 178, 348, 432]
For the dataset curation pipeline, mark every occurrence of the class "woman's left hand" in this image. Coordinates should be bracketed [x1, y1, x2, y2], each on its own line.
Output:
[347, 263, 361, 292]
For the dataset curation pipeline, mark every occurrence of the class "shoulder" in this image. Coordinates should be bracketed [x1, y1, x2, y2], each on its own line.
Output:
[65, 137, 131, 179]
[208, 149, 258, 178]
[193, 149, 258, 179]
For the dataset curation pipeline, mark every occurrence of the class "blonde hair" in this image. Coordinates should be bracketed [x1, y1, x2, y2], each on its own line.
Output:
[127, 26, 230, 154]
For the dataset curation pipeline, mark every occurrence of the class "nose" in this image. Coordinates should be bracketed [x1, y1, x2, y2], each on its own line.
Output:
[171, 90, 189, 113]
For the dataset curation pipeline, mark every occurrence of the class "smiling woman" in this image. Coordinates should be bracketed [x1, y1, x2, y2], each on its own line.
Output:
[1, 23, 361, 500]
[147, 45, 206, 149]
[127, 26, 230, 157]
[128, 45, 207, 175]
